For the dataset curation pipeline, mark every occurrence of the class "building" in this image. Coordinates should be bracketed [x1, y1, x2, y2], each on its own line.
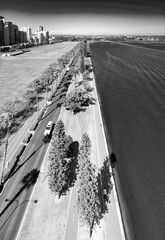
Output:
[4, 23, 9, 45]
[32, 35, 39, 45]
[21, 27, 32, 43]
[13, 24, 19, 44]
[6, 21, 15, 45]
[36, 26, 49, 44]
[19, 30, 27, 43]
[43, 30, 49, 43]
[38, 26, 43, 32]
[0, 16, 5, 46]
[37, 31, 44, 44]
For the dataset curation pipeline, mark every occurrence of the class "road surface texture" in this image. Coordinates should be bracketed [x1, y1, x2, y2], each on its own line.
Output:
[0, 72, 70, 240]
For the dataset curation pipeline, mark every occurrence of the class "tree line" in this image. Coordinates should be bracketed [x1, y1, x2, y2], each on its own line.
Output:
[0, 43, 81, 185]
[48, 120, 113, 237]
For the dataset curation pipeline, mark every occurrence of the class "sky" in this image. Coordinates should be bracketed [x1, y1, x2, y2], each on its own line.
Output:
[1, 0, 165, 35]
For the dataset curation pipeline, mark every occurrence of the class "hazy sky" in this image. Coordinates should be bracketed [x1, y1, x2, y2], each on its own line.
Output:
[1, 0, 165, 35]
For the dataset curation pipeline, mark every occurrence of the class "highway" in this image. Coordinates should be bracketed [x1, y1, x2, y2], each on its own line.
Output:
[0, 76, 68, 240]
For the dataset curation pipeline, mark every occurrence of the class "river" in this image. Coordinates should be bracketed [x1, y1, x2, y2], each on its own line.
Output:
[90, 41, 165, 240]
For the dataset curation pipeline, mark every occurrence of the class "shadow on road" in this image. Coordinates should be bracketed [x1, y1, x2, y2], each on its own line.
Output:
[0, 169, 40, 229]
[1, 142, 44, 188]
[59, 141, 79, 197]
[60, 141, 79, 195]
[90, 156, 113, 236]
[97, 156, 113, 216]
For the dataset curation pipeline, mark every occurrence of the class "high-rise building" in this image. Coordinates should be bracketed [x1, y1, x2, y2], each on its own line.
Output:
[21, 27, 32, 42]
[0, 16, 5, 46]
[43, 30, 49, 43]
[6, 21, 15, 45]
[32, 35, 39, 44]
[4, 23, 9, 45]
[36, 27, 49, 44]
[13, 24, 19, 44]
[37, 31, 44, 43]
[38, 26, 43, 32]
[19, 30, 27, 43]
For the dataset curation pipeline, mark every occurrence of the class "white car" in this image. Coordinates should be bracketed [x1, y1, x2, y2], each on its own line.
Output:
[44, 121, 53, 136]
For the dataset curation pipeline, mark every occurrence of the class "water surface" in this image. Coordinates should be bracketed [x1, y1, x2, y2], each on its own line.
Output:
[90, 42, 165, 240]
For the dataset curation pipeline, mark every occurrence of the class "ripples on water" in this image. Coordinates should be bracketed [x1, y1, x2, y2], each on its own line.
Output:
[90, 42, 165, 240]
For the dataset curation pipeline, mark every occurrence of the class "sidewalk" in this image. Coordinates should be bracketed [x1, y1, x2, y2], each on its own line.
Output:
[63, 58, 125, 240]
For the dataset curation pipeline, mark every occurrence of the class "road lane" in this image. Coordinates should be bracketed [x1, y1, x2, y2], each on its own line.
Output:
[64, 186, 78, 240]
[0, 75, 68, 240]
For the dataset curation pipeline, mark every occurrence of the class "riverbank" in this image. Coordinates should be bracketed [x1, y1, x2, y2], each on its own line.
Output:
[17, 56, 125, 240]
[89, 58, 126, 240]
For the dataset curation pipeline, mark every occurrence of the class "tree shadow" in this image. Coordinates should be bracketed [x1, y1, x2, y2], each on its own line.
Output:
[61, 88, 67, 93]
[90, 156, 113, 236]
[73, 107, 86, 114]
[63, 81, 71, 88]
[110, 152, 117, 169]
[56, 102, 63, 108]
[1, 142, 44, 188]
[97, 157, 113, 216]
[59, 141, 79, 197]
[80, 97, 96, 108]
[0, 169, 40, 220]
[0, 106, 38, 141]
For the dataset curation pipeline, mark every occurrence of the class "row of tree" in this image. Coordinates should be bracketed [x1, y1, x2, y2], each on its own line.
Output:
[48, 120, 113, 237]
[77, 133, 100, 236]
[0, 43, 81, 142]
[48, 120, 76, 197]
[64, 88, 96, 114]
[63, 50, 96, 114]
[0, 43, 81, 185]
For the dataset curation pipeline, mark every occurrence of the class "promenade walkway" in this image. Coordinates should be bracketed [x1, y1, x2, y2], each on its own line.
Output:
[61, 57, 126, 240]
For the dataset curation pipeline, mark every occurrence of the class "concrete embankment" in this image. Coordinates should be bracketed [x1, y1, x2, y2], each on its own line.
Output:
[89, 57, 126, 240]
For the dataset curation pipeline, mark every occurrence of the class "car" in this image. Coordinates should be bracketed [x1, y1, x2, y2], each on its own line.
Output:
[44, 121, 53, 136]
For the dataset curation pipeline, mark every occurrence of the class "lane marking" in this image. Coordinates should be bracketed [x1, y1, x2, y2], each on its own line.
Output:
[15, 106, 64, 240]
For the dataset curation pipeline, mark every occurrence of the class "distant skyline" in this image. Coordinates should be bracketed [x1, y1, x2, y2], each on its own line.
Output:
[1, 0, 165, 35]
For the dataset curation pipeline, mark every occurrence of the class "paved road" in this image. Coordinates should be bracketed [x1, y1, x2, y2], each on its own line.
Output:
[0, 76, 68, 240]
[64, 185, 78, 240]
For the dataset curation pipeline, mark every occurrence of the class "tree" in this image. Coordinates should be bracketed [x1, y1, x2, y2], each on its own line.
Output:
[0, 98, 24, 120]
[64, 88, 96, 114]
[73, 67, 79, 89]
[41, 70, 52, 106]
[77, 133, 100, 237]
[0, 114, 10, 184]
[48, 120, 69, 197]
[30, 79, 42, 119]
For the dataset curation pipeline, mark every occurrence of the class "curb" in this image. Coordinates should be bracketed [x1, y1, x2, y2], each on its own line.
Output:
[89, 57, 126, 240]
